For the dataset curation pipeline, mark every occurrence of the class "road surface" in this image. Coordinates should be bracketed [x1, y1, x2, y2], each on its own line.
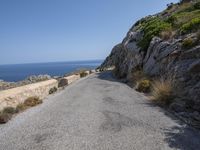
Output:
[0, 72, 200, 150]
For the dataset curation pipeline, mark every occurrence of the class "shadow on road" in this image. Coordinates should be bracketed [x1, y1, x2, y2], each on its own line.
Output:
[97, 71, 127, 83]
[97, 71, 200, 150]
[142, 102, 200, 150]
[164, 125, 200, 150]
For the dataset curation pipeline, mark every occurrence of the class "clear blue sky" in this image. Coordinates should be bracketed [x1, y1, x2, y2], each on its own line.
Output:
[0, 0, 178, 64]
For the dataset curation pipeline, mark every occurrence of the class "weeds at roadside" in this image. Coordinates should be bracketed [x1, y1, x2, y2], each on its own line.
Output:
[136, 79, 151, 93]
[2, 107, 17, 114]
[151, 78, 174, 105]
[49, 87, 58, 94]
[80, 71, 88, 78]
[23, 96, 42, 107]
[129, 69, 152, 93]
[0, 96, 43, 124]
[16, 103, 28, 112]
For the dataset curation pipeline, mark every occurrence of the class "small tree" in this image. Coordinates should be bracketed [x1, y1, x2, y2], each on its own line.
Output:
[180, 0, 192, 3]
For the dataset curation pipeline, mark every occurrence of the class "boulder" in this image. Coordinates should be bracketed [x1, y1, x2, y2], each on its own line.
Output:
[58, 78, 68, 88]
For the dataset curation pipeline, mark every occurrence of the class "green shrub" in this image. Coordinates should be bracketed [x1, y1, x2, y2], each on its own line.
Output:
[180, 18, 200, 34]
[49, 87, 58, 94]
[2, 107, 16, 114]
[167, 3, 174, 10]
[136, 79, 151, 93]
[16, 103, 28, 112]
[138, 17, 172, 52]
[80, 71, 88, 78]
[166, 15, 177, 25]
[182, 38, 195, 48]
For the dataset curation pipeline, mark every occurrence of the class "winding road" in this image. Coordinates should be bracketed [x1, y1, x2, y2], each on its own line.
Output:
[0, 72, 200, 150]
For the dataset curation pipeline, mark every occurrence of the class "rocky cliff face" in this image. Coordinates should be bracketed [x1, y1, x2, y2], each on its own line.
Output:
[100, 0, 200, 124]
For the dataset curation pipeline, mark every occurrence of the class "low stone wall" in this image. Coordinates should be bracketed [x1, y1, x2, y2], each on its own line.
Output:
[0, 79, 58, 111]
[0, 71, 92, 111]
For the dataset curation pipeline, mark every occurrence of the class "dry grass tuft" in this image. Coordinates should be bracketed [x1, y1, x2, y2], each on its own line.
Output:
[160, 29, 174, 40]
[151, 78, 174, 105]
[24, 96, 43, 107]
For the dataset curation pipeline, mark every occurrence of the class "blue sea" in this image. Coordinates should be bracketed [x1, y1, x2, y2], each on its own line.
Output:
[0, 60, 102, 82]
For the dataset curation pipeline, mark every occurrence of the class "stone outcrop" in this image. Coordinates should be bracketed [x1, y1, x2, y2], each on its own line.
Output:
[100, 1, 200, 127]
[101, 30, 200, 110]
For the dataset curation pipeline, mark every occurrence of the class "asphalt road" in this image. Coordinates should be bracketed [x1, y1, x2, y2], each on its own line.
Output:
[0, 72, 200, 150]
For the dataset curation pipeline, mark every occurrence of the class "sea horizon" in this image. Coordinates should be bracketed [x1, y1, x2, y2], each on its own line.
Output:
[0, 59, 104, 66]
[0, 59, 103, 82]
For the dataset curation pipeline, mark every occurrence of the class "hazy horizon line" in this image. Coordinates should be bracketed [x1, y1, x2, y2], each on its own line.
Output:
[0, 59, 104, 66]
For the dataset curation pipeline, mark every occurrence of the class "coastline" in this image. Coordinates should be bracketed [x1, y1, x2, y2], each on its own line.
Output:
[0, 69, 98, 112]
[0, 69, 97, 91]
[0, 60, 102, 82]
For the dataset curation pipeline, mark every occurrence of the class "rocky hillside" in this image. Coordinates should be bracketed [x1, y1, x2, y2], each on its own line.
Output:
[100, 0, 200, 126]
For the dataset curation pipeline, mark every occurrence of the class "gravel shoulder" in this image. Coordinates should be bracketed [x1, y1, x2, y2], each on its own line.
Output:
[0, 72, 200, 150]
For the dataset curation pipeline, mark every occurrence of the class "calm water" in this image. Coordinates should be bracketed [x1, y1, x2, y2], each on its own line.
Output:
[0, 60, 102, 82]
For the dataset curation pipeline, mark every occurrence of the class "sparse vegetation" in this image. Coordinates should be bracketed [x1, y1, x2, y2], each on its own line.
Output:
[2, 107, 16, 114]
[24, 96, 42, 107]
[16, 103, 28, 112]
[130, 70, 151, 93]
[160, 29, 173, 40]
[49, 87, 58, 94]
[182, 37, 195, 48]
[0, 96, 43, 124]
[166, 15, 177, 25]
[151, 78, 174, 105]
[180, 18, 200, 34]
[134, 0, 200, 51]
[137, 17, 172, 52]
[136, 79, 151, 93]
[80, 71, 88, 78]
